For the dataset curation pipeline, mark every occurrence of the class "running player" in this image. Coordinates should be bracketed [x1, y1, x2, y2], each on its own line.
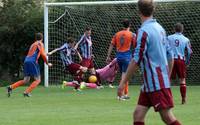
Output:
[168, 23, 192, 104]
[7, 33, 52, 97]
[107, 19, 136, 99]
[118, 0, 182, 125]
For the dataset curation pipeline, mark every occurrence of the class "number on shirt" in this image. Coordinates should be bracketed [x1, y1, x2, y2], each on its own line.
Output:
[175, 39, 180, 47]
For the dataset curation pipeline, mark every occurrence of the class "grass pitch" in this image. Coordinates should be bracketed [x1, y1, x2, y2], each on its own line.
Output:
[0, 85, 200, 125]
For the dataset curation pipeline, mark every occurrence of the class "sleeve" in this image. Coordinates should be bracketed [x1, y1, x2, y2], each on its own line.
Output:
[57, 44, 67, 51]
[185, 40, 193, 65]
[166, 37, 174, 60]
[111, 34, 116, 46]
[109, 58, 117, 68]
[38, 43, 48, 64]
[78, 35, 85, 45]
[132, 33, 137, 48]
[133, 30, 148, 65]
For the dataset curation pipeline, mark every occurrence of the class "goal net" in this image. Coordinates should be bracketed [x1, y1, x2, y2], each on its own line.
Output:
[44, 0, 200, 87]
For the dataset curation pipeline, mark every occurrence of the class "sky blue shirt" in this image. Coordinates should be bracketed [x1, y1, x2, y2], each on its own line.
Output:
[133, 18, 173, 92]
[168, 33, 192, 65]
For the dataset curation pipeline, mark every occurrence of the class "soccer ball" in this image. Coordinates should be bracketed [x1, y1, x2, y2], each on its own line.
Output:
[88, 75, 97, 83]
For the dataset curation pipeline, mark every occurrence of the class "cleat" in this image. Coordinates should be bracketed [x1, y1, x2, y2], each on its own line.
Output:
[73, 88, 81, 92]
[23, 93, 31, 97]
[181, 98, 186, 104]
[80, 82, 86, 90]
[97, 85, 104, 89]
[7, 86, 12, 97]
[122, 95, 130, 100]
[109, 84, 115, 88]
[117, 96, 126, 101]
[62, 81, 67, 89]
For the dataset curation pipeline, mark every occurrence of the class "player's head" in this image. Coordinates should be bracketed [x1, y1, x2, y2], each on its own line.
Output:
[35, 33, 43, 41]
[122, 19, 131, 29]
[84, 26, 91, 36]
[67, 37, 75, 47]
[174, 23, 184, 33]
[138, 0, 155, 17]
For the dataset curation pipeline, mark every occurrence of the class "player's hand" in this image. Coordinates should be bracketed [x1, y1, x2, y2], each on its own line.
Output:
[81, 66, 88, 72]
[48, 63, 53, 67]
[47, 52, 52, 56]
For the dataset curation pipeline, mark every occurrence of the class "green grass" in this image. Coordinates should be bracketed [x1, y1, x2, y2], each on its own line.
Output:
[0, 85, 200, 125]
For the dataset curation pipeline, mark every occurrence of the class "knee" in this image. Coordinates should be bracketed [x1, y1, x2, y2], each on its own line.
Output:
[23, 79, 29, 84]
[133, 109, 144, 122]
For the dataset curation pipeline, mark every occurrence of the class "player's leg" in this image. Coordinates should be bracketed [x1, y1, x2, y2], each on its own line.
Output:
[119, 58, 130, 99]
[159, 108, 181, 125]
[177, 60, 187, 104]
[180, 78, 186, 104]
[7, 76, 30, 97]
[133, 91, 151, 125]
[133, 105, 149, 125]
[24, 75, 41, 97]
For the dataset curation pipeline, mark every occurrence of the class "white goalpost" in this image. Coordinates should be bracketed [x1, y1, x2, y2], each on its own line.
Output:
[44, 0, 200, 87]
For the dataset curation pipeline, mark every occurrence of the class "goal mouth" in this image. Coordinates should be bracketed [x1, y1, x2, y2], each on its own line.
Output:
[44, 0, 200, 86]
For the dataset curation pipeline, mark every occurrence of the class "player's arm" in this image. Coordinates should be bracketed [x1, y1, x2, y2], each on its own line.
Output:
[118, 30, 148, 97]
[76, 50, 82, 62]
[39, 43, 52, 67]
[106, 35, 116, 63]
[48, 44, 66, 56]
[74, 36, 84, 50]
[48, 48, 60, 56]
[185, 40, 193, 65]
[166, 37, 174, 75]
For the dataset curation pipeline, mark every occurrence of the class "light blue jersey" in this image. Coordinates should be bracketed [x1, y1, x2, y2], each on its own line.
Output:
[133, 19, 173, 92]
[168, 33, 192, 65]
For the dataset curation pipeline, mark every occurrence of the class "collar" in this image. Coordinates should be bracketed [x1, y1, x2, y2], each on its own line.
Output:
[141, 18, 156, 27]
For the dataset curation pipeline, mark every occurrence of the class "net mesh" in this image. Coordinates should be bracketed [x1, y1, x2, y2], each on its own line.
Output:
[47, 1, 200, 85]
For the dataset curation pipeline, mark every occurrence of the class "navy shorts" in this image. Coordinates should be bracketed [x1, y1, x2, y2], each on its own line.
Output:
[23, 61, 40, 77]
[117, 58, 131, 73]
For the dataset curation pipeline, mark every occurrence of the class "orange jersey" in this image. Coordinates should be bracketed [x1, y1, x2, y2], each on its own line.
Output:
[112, 30, 136, 52]
[25, 41, 48, 64]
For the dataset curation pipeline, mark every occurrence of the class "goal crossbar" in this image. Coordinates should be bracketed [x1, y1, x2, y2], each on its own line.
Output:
[44, 0, 199, 7]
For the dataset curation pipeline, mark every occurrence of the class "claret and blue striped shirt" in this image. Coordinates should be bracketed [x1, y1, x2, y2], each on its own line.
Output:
[133, 19, 173, 92]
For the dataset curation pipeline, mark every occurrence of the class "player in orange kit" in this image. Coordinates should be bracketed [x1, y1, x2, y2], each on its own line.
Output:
[7, 33, 52, 97]
[107, 19, 136, 100]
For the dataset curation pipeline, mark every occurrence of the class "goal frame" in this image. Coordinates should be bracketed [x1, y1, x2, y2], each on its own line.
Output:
[44, 0, 198, 87]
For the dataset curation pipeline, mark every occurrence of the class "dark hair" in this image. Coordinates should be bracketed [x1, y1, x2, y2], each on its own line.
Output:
[174, 23, 184, 33]
[67, 37, 75, 43]
[138, 0, 155, 17]
[35, 33, 43, 41]
[85, 26, 91, 31]
[122, 19, 131, 28]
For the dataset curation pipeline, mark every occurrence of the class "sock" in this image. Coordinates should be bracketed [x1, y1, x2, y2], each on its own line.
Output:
[124, 81, 129, 95]
[74, 71, 83, 83]
[24, 80, 40, 93]
[11, 80, 25, 89]
[169, 120, 181, 125]
[180, 83, 186, 99]
[65, 82, 76, 87]
[86, 83, 97, 88]
[133, 122, 144, 125]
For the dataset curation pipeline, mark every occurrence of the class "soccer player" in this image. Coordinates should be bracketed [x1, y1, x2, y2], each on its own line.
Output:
[95, 58, 119, 88]
[7, 33, 52, 97]
[74, 27, 96, 75]
[106, 19, 136, 99]
[48, 37, 89, 90]
[118, 0, 182, 125]
[168, 23, 192, 104]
